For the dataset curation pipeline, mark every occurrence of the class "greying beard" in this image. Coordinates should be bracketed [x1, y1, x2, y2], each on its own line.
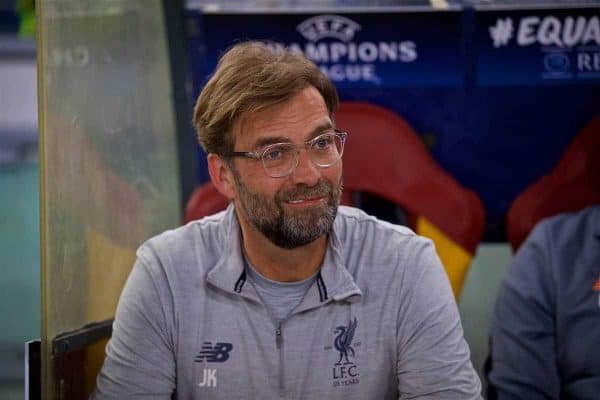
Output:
[231, 168, 342, 249]
[265, 190, 338, 248]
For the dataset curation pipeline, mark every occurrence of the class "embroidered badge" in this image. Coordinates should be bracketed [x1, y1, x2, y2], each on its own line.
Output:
[327, 317, 360, 388]
[195, 342, 233, 363]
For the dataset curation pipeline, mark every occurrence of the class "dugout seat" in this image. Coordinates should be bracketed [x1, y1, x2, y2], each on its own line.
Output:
[506, 117, 600, 252]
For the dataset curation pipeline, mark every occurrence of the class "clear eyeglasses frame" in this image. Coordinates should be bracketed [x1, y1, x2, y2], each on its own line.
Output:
[223, 129, 347, 178]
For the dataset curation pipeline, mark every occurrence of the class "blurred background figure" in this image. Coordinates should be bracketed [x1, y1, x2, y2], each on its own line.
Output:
[488, 205, 600, 399]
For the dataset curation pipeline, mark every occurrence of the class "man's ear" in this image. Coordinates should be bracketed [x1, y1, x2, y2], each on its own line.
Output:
[207, 153, 236, 200]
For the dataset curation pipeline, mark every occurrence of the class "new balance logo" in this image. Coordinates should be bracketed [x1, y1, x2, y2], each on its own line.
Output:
[195, 342, 233, 363]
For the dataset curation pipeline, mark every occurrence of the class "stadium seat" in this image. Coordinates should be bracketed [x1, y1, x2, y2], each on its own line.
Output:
[506, 117, 600, 252]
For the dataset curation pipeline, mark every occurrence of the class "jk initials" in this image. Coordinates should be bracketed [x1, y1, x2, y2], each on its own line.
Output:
[198, 368, 217, 387]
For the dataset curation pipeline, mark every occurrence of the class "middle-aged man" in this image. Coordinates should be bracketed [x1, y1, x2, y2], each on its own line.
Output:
[92, 41, 481, 399]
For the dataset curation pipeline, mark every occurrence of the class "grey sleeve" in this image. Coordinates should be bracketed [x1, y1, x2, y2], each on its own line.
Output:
[396, 239, 482, 399]
[91, 247, 176, 399]
[488, 223, 560, 399]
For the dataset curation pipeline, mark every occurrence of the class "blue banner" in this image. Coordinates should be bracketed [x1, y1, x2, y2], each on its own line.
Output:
[475, 7, 600, 86]
[191, 11, 463, 88]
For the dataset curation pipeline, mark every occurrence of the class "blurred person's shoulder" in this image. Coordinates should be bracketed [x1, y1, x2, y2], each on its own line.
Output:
[528, 205, 600, 252]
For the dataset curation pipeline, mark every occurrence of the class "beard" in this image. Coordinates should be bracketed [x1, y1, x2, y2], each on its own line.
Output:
[231, 169, 342, 249]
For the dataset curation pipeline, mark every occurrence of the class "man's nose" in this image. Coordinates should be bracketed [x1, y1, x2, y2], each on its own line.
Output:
[289, 149, 320, 186]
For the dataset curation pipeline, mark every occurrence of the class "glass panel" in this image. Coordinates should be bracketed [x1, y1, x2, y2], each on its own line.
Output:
[37, 1, 181, 398]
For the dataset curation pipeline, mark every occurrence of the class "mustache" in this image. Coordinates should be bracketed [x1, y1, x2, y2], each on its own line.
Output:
[276, 180, 333, 202]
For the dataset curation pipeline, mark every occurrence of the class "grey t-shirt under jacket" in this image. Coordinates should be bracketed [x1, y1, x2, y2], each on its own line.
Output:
[92, 205, 481, 399]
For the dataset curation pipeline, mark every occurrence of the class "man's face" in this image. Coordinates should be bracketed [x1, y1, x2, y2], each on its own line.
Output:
[228, 86, 343, 249]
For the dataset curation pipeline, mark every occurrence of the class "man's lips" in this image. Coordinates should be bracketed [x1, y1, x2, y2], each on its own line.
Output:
[284, 196, 326, 206]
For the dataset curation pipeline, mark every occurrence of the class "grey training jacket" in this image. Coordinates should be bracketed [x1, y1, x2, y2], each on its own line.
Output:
[92, 205, 482, 399]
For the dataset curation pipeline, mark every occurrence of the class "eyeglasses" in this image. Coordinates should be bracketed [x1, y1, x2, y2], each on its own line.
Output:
[224, 130, 347, 178]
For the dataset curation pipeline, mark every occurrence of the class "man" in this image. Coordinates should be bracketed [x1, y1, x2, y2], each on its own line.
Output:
[488, 205, 600, 399]
[93, 41, 481, 399]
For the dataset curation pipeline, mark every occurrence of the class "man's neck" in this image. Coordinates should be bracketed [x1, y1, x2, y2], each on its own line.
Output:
[238, 218, 328, 283]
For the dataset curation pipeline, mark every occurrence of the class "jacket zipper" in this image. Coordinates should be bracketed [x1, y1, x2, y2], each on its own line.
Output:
[276, 324, 284, 396]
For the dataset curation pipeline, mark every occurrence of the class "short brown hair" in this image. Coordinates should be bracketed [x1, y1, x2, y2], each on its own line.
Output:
[193, 41, 339, 155]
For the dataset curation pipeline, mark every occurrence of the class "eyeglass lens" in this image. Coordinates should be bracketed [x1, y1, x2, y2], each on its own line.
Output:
[261, 133, 344, 178]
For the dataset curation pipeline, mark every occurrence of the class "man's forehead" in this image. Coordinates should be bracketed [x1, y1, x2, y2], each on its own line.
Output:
[232, 89, 332, 147]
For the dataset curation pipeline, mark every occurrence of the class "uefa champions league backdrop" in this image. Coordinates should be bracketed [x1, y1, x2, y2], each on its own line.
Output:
[186, 5, 599, 240]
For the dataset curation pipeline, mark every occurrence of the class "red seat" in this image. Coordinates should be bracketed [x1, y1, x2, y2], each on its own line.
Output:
[185, 179, 229, 223]
[507, 117, 600, 252]
[334, 101, 484, 255]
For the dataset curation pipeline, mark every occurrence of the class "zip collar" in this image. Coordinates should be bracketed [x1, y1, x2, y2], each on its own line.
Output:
[206, 204, 362, 306]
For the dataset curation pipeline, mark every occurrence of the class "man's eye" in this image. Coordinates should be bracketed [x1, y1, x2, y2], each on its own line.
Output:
[263, 148, 284, 161]
[314, 136, 333, 149]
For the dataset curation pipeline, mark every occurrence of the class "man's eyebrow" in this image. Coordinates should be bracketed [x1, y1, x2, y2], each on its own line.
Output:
[252, 136, 290, 150]
[250, 121, 334, 150]
[307, 121, 335, 139]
